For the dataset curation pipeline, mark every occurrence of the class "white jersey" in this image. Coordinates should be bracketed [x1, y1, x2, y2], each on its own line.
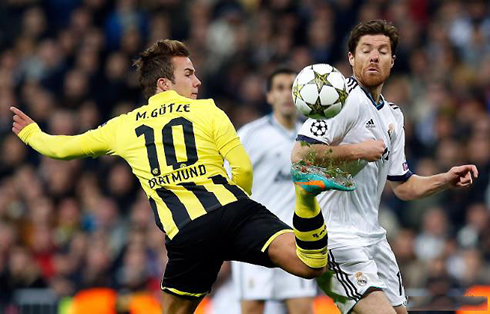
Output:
[231, 115, 317, 304]
[297, 77, 412, 248]
[238, 115, 303, 223]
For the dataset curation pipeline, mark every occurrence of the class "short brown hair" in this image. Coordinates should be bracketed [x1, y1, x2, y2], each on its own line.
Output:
[266, 67, 296, 92]
[348, 20, 399, 55]
[133, 39, 190, 99]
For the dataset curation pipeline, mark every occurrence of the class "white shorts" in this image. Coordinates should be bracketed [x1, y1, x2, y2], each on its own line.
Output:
[231, 261, 317, 301]
[327, 238, 407, 314]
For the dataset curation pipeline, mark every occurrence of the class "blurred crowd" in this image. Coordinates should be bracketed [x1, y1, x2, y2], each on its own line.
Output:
[0, 0, 489, 311]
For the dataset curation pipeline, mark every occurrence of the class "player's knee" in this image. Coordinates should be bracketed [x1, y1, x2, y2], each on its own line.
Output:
[353, 308, 395, 314]
[300, 266, 325, 279]
[394, 306, 407, 314]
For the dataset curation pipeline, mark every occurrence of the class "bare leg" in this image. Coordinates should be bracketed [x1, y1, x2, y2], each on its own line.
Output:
[162, 291, 202, 314]
[285, 297, 314, 314]
[394, 305, 408, 314]
[241, 300, 265, 314]
[267, 232, 325, 279]
[351, 290, 396, 314]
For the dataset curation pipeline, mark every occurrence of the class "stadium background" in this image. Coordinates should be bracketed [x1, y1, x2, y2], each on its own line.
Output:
[0, 0, 489, 313]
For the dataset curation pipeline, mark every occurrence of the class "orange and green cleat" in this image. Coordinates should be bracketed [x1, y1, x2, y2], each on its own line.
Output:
[291, 162, 356, 195]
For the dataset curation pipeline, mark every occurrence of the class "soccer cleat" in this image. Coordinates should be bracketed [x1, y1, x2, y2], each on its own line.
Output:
[291, 162, 356, 194]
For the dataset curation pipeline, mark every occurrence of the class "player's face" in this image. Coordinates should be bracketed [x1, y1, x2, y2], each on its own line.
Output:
[348, 34, 395, 89]
[267, 73, 297, 117]
[168, 56, 201, 99]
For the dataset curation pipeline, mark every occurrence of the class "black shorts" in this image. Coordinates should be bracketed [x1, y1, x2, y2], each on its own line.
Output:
[161, 198, 292, 299]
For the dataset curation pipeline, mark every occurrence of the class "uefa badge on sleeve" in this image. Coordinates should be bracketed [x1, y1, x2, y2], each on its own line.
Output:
[310, 120, 328, 137]
[402, 162, 409, 171]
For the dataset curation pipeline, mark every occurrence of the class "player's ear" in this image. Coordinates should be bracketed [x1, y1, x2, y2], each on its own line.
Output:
[348, 52, 355, 67]
[157, 77, 170, 92]
[391, 54, 396, 68]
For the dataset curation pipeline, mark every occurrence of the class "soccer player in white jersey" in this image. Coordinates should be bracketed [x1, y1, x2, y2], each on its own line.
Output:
[231, 68, 317, 314]
[291, 20, 478, 314]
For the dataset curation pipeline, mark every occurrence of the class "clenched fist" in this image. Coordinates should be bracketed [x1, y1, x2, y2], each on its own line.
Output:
[357, 139, 386, 162]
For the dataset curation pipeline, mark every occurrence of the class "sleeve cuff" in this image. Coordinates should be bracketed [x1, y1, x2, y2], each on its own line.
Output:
[296, 135, 325, 145]
[387, 171, 413, 182]
[18, 123, 41, 143]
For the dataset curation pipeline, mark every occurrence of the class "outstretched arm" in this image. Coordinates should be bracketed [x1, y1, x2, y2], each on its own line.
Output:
[291, 139, 386, 165]
[389, 165, 479, 201]
[11, 107, 115, 160]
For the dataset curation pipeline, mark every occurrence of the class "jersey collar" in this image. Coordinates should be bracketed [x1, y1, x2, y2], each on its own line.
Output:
[350, 76, 385, 110]
[148, 90, 180, 105]
[268, 114, 298, 140]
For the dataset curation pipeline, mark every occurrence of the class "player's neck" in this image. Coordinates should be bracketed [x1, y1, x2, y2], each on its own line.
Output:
[273, 112, 296, 130]
[368, 85, 383, 104]
[356, 77, 384, 104]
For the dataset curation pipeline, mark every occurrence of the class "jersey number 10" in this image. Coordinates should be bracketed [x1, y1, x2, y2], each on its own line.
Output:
[135, 117, 198, 176]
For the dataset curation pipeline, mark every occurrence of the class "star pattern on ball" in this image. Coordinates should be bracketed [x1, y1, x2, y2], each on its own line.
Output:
[311, 97, 326, 113]
[292, 82, 305, 103]
[336, 88, 349, 104]
[308, 71, 330, 92]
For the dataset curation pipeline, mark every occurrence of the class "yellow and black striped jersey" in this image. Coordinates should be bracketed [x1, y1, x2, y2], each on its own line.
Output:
[19, 90, 250, 239]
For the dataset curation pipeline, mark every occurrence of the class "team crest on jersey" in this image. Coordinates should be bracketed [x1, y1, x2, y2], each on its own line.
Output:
[388, 123, 394, 139]
[355, 272, 368, 286]
[310, 120, 328, 136]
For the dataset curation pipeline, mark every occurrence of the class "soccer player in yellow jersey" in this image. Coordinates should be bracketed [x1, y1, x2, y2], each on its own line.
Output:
[11, 39, 334, 314]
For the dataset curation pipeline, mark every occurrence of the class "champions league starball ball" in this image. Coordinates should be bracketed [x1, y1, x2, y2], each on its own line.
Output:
[292, 64, 349, 119]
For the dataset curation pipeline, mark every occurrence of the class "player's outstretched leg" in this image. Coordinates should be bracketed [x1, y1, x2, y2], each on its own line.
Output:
[291, 164, 349, 304]
[292, 184, 328, 269]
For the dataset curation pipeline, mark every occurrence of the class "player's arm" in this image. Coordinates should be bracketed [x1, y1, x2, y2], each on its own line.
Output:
[386, 109, 478, 200]
[11, 107, 115, 160]
[212, 104, 253, 195]
[224, 144, 253, 195]
[390, 166, 478, 201]
[291, 139, 385, 165]
[291, 98, 385, 166]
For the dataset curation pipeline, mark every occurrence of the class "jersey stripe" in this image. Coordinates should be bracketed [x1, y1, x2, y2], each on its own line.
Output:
[346, 77, 358, 93]
[179, 182, 222, 210]
[387, 170, 413, 182]
[211, 175, 248, 199]
[388, 102, 400, 110]
[109, 91, 250, 239]
[149, 197, 165, 232]
[156, 187, 192, 228]
[296, 134, 324, 145]
[202, 182, 242, 205]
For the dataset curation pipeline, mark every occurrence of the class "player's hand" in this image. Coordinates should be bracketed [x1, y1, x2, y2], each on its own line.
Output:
[358, 139, 386, 161]
[446, 165, 478, 188]
[10, 106, 34, 135]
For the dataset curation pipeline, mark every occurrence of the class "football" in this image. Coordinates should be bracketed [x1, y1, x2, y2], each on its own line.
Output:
[292, 64, 349, 119]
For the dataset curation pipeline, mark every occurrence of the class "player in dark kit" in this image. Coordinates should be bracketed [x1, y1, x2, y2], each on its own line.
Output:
[12, 39, 340, 313]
